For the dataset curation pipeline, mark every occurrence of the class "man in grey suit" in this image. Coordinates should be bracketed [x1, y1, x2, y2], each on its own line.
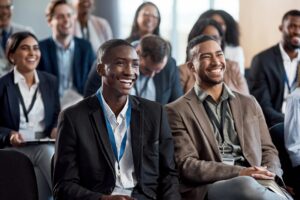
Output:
[166, 35, 291, 200]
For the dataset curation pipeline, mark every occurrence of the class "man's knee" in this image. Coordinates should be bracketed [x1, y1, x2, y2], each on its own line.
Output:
[208, 176, 268, 200]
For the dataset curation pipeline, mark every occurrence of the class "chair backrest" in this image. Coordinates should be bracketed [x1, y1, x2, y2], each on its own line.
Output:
[0, 150, 39, 200]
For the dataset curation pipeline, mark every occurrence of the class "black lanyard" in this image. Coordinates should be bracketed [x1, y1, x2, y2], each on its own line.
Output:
[203, 100, 227, 144]
[134, 77, 150, 97]
[283, 62, 300, 93]
[15, 84, 39, 123]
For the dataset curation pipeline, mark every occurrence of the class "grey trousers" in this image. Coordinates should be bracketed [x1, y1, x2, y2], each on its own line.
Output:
[207, 176, 292, 200]
[7, 144, 54, 200]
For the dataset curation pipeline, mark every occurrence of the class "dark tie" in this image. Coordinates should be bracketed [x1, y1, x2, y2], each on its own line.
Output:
[1, 30, 8, 50]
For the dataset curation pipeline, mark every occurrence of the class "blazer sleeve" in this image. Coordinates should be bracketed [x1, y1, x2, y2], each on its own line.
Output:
[84, 61, 101, 97]
[249, 55, 284, 126]
[168, 58, 183, 102]
[0, 82, 14, 148]
[53, 110, 102, 200]
[50, 76, 61, 129]
[157, 107, 181, 200]
[165, 104, 244, 184]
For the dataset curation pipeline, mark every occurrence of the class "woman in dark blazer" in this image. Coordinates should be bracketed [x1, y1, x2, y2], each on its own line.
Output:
[0, 31, 60, 200]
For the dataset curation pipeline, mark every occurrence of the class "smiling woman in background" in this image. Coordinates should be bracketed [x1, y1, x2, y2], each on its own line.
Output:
[126, 1, 161, 43]
[0, 31, 60, 200]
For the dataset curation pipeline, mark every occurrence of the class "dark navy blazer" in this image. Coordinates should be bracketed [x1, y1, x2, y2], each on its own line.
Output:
[37, 37, 95, 95]
[0, 71, 60, 148]
[248, 44, 285, 127]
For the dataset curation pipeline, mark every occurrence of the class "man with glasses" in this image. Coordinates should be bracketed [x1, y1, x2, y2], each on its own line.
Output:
[0, 0, 33, 76]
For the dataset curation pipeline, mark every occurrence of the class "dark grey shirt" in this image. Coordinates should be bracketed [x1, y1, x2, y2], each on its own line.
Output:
[194, 83, 246, 166]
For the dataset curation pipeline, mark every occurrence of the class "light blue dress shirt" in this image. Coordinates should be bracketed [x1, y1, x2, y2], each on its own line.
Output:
[53, 38, 75, 97]
[284, 87, 300, 167]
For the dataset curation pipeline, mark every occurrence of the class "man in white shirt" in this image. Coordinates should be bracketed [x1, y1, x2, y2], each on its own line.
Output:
[248, 10, 300, 188]
[53, 39, 180, 200]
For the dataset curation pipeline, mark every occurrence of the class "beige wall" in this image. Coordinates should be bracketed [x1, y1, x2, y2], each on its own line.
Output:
[239, 0, 300, 68]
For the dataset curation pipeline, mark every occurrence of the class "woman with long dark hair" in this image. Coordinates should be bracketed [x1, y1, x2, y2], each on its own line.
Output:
[199, 9, 245, 74]
[0, 31, 60, 200]
[126, 2, 161, 43]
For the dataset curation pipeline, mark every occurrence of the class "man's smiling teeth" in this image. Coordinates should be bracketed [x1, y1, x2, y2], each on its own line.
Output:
[210, 68, 222, 73]
[120, 79, 132, 85]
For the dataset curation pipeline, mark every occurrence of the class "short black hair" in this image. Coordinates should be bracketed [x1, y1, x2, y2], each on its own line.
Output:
[6, 31, 39, 64]
[187, 18, 224, 61]
[282, 10, 300, 23]
[186, 35, 218, 61]
[140, 35, 170, 64]
[97, 39, 134, 64]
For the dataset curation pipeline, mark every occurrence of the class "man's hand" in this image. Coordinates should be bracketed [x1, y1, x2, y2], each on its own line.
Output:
[101, 195, 136, 200]
[239, 166, 275, 180]
[9, 131, 24, 147]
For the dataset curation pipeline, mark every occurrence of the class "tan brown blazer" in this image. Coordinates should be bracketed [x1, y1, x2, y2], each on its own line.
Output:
[165, 87, 282, 200]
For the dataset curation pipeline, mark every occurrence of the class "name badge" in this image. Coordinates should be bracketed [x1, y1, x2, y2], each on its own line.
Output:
[222, 157, 235, 166]
[19, 123, 35, 142]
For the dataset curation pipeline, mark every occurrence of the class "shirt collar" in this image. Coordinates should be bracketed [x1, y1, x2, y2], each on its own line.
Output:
[13, 67, 39, 85]
[99, 87, 129, 120]
[194, 83, 235, 103]
[0, 26, 11, 34]
[52, 37, 75, 51]
[279, 42, 300, 61]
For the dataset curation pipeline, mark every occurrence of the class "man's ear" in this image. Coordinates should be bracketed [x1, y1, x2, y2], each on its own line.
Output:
[97, 63, 106, 76]
[136, 45, 141, 56]
[187, 61, 196, 72]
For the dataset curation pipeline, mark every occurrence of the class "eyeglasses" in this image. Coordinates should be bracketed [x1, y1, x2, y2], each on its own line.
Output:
[0, 4, 13, 10]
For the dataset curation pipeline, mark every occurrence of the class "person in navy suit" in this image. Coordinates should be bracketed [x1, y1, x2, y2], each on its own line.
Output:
[248, 10, 300, 192]
[84, 35, 183, 105]
[0, 31, 60, 200]
[53, 39, 180, 200]
[37, 0, 95, 97]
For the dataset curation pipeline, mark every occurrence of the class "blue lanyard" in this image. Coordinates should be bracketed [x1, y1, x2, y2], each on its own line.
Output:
[96, 89, 131, 168]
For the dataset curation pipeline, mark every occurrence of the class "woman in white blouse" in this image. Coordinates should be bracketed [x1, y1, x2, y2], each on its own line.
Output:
[0, 31, 60, 200]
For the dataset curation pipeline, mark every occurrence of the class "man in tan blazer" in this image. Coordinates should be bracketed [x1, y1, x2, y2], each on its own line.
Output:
[166, 35, 291, 200]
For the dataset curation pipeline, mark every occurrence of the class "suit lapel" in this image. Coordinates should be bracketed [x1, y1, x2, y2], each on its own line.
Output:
[73, 39, 80, 89]
[273, 45, 285, 92]
[90, 97, 115, 171]
[6, 72, 20, 128]
[129, 96, 142, 182]
[185, 90, 220, 158]
[153, 74, 163, 103]
[49, 39, 59, 76]
[229, 96, 245, 151]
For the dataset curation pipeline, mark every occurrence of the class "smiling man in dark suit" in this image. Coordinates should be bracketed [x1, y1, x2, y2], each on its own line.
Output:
[84, 35, 183, 105]
[53, 39, 180, 200]
[248, 10, 300, 128]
